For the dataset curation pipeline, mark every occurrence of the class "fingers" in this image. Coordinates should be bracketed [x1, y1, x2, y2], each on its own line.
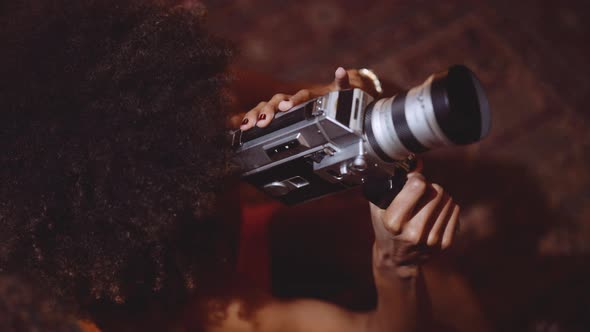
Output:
[334, 66, 350, 90]
[256, 93, 290, 128]
[240, 101, 264, 130]
[278, 89, 314, 112]
[380, 172, 460, 249]
[421, 193, 459, 249]
[241, 66, 355, 130]
[240, 93, 290, 130]
[441, 204, 460, 249]
[382, 173, 427, 235]
[277, 66, 350, 112]
[397, 183, 444, 245]
[426, 194, 453, 246]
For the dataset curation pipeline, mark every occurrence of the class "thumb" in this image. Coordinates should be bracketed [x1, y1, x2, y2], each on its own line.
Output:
[334, 67, 350, 90]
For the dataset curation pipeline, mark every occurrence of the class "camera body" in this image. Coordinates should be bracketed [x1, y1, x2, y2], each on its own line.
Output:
[231, 88, 412, 206]
[232, 65, 491, 207]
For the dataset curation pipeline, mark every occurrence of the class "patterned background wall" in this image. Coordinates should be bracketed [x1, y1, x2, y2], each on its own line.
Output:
[202, 1, 589, 331]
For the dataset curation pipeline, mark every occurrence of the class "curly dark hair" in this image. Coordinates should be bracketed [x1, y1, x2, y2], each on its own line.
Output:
[0, 0, 236, 321]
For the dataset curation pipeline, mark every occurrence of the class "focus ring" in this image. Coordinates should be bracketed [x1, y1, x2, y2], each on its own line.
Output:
[390, 92, 428, 153]
[364, 101, 395, 162]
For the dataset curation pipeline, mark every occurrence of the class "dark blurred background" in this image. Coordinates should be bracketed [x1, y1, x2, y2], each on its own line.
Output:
[202, 0, 589, 331]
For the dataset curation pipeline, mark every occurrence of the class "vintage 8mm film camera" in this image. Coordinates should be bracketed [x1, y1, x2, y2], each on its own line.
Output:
[232, 65, 491, 208]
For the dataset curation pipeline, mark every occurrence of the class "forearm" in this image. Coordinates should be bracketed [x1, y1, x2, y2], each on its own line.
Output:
[368, 242, 430, 332]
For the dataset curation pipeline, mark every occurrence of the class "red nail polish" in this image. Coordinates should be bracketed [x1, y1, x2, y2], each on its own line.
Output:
[241, 118, 249, 125]
[258, 113, 267, 121]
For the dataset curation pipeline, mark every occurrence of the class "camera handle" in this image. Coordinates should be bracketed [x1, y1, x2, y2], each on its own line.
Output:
[362, 172, 408, 209]
[361, 155, 418, 209]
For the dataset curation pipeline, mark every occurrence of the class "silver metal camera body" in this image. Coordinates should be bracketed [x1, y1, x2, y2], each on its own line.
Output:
[231, 88, 413, 206]
[231, 65, 491, 207]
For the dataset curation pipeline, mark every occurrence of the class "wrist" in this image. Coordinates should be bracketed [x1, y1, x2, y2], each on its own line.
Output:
[373, 243, 420, 279]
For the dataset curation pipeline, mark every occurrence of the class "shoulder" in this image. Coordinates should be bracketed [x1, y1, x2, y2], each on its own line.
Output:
[205, 298, 368, 332]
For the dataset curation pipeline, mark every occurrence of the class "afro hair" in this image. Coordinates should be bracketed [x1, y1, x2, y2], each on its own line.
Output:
[0, 0, 237, 320]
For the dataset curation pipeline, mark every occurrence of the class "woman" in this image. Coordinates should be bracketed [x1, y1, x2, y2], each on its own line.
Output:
[0, 1, 474, 331]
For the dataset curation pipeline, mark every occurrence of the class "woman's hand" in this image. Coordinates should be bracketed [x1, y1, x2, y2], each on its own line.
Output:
[238, 67, 379, 130]
[370, 170, 460, 278]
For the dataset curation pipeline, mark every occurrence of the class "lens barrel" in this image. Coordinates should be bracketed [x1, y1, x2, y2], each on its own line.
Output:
[364, 65, 490, 161]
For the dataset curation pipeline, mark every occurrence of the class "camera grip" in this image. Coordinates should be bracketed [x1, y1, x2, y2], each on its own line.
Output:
[362, 171, 408, 209]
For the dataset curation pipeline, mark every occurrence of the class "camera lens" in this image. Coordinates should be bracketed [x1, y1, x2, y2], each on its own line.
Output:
[364, 65, 491, 162]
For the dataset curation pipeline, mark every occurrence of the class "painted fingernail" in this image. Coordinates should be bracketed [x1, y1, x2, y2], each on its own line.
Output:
[258, 113, 267, 121]
[241, 118, 249, 125]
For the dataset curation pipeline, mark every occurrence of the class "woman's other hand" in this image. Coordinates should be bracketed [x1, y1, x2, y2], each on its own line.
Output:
[370, 169, 460, 278]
